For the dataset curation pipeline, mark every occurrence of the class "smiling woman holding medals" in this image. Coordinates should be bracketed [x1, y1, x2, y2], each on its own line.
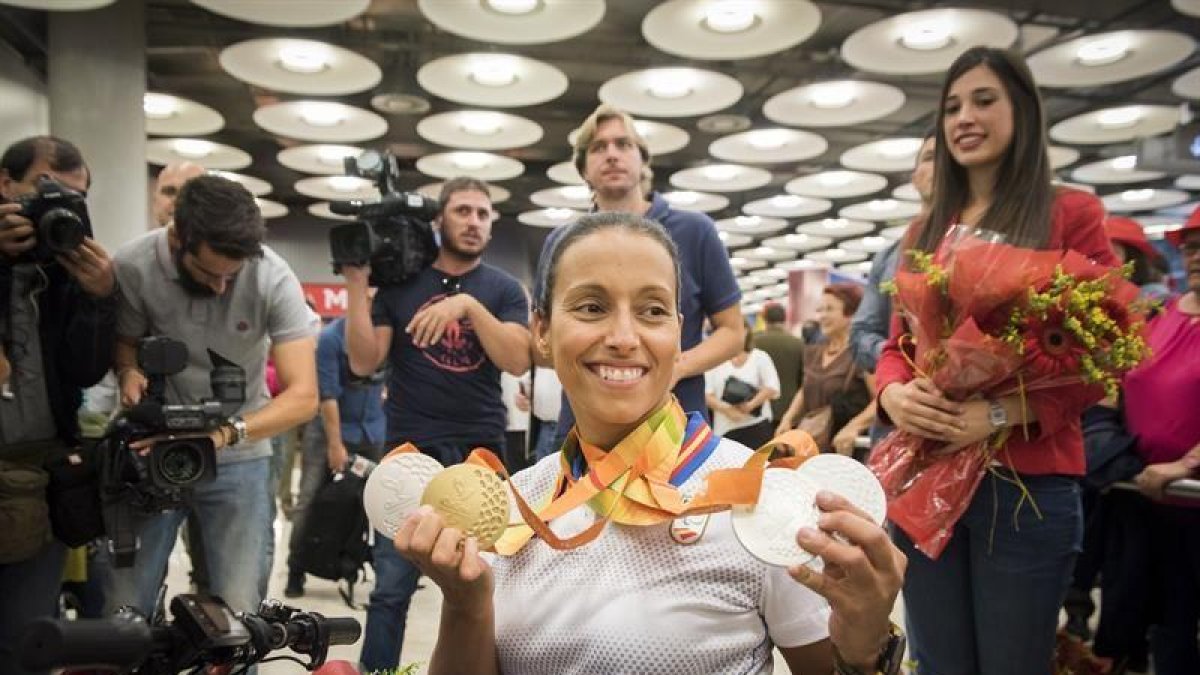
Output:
[392, 212, 906, 675]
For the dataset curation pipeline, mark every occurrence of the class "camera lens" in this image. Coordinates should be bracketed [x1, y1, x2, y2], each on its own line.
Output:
[157, 441, 205, 486]
[38, 208, 86, 253]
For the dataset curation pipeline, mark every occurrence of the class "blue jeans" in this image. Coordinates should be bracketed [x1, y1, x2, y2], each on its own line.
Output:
[533, 420, 559, 460]
[0, 539, 66, 675]
[360, 438, 502, 671]
[895, 470, 1083, 675]
[102, 457, 273, 616]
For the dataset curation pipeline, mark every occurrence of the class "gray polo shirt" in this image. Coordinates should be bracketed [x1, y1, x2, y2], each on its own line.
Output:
[114, 228, 315, 464]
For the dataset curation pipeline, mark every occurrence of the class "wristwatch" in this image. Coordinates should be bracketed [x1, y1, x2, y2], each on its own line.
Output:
[987, 399, 1009, 430]
[833, 623, 907, 675]
[225, 415, 248, 446]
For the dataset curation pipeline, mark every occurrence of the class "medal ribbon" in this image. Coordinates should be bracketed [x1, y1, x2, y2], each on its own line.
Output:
[463, 398, 819, 555]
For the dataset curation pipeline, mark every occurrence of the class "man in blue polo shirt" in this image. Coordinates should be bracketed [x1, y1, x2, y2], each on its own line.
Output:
[534, 103, 744, 449]
[284, 315, 384, 598]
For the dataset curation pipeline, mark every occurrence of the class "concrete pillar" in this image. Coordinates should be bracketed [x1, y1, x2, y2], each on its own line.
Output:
[47, 0, 146, 249]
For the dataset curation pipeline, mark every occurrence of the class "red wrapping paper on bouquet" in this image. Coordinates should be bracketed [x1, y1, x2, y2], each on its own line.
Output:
[869, 236, 1146, 559]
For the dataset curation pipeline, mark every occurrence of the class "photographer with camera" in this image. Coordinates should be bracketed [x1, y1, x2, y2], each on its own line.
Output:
[0, 135, 117, 675]
[105, 174, 317, 619]
[342, 176, 530, 671]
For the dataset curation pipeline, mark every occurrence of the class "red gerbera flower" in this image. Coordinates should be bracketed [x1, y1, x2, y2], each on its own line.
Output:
[1023, 308, 1085, 378]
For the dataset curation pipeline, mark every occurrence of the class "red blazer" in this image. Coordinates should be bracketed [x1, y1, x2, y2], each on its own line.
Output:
[876, 188, 1119, 476]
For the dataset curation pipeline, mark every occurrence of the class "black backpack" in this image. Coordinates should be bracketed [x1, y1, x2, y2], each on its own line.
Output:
[293, 468, 372, 608]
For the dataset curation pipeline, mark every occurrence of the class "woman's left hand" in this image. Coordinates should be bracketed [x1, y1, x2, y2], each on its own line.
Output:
[934, 399, 994, 455]
[789, 491, 906, 668]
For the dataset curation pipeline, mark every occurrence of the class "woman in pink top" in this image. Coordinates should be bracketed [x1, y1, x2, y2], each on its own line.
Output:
[1125, 212, 1200, 675]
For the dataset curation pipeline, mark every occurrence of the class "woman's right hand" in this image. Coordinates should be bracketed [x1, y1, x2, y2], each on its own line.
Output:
[393, 505, 494, 614]
[879, 378, 965, 441]
[774, 414, 795, 436]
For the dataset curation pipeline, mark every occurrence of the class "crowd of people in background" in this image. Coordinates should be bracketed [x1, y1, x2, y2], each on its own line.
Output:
[3, 42, 1200, 675]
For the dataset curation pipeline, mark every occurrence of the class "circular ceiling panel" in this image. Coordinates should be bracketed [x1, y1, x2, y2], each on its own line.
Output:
[1173, 65, 1200, 99]
[841, 8, 1018, 75]
[277, 144, 363, 175]
[1048, 145, 1081, 169]
[1049, 105, 1177, 145]
[1101, 188, 1189, 213]
[892, 182, 920, 201]
[143, 93, 224, 136]
[721, 232, 754, 248]
[785, 170, 888, 199]
[146, 138, 251, 170]
[709, 128, 827, 164]
[547, 161, 585, 185]
[1, 0, 115, 8]
[728, 256, 768, 271]
[417, 0, 605, 45]
[192, 0, 368, 26]
[840, 137, 925, 172]
[714, 215, 789, 235]
[416, 110, 543, 150]
[732, 246, 795, 262]
[518, 208, 585, 228]
[219, 38, 381, 96]
[763, 80, 905, 128]
[210, 170, 271, 196]
[255, 198, 287, 219]
[795, 218, 875, 239]
[598, 67, 743, 118]
[641, 0, 820, 60]
[530, 185, 593, 210]
[761, 233, 833, 252]
[806, 248, 869, 264]
[839, 235, 893, 254]
[253, 101, 387, 143]
[1070, 155, 1166, 184]
[839, 199, 922, 222]
[308, 203, 355, 221]
[743, 194, 831, 219]
[417, 52, 569, 108]
[294, 176, 379, 202]
[415, 151, 524, 181]
[881, 224, 909, 240]
[661, 190, 729, 212]
[1028, 30, 1194, 88]
[669, 163, 772, 192]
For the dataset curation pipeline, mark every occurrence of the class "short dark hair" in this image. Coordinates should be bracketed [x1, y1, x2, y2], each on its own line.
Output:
[1, 135, 89, 187]
[438, 176, 493, 213]
[763, 303, 786, 324]
[535, 212, 680, 317]
[824, 283, 864, 317]
[173, 174, 265, 259]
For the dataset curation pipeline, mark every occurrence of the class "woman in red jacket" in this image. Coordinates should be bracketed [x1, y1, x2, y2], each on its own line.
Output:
[876, 47, 1117, 674]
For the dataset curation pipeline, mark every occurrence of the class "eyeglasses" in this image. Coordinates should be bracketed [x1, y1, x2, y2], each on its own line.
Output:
[441, 275, 462, 295]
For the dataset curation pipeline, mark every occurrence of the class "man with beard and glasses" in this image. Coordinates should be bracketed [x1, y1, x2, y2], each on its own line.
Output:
[105, 174, 317, 618]
[342, 176, 530, 671]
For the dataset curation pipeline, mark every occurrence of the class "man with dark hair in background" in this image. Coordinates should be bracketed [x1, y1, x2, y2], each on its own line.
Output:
[105, 174, 317, 617]
[0, 135, 117, 675]
[753, 302, 804, 423]
[343, 176, 530, 671]
[151, 161, 205, 229]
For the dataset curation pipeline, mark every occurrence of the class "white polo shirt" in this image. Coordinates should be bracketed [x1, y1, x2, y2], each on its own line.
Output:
[489, 437, 830, 674]
[113, 228, 314, 464]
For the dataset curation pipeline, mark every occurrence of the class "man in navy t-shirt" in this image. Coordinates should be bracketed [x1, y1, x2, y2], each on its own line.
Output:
[342, 177, 530, 671]
[534, 104, 743, 449]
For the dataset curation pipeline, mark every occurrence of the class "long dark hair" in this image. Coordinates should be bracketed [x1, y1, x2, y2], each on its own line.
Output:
[915, 47, 1054, 253]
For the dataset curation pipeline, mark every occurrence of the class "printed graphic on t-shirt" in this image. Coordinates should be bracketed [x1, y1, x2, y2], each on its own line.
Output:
[417, 293, 485, 373]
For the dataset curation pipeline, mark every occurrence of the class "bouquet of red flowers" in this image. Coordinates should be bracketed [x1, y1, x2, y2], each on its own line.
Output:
[869, 228, 1151, 558]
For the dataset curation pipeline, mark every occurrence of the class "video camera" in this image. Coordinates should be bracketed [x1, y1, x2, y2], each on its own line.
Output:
[14, 175, 90, 263]
[19, 593, 361, 674]
[99, 336, 246, 566]
[327, 149, 439, 287]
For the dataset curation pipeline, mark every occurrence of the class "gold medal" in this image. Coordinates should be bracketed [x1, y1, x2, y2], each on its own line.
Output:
[420, 464, 510, 549]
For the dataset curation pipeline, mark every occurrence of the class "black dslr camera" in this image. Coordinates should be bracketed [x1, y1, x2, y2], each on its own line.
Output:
[14, 175, 90, 263]
[327, 149, 439, 287]
[99, 336, 246, 566]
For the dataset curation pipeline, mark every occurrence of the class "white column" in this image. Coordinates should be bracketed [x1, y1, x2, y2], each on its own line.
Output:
[47, 0, 146, 249]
